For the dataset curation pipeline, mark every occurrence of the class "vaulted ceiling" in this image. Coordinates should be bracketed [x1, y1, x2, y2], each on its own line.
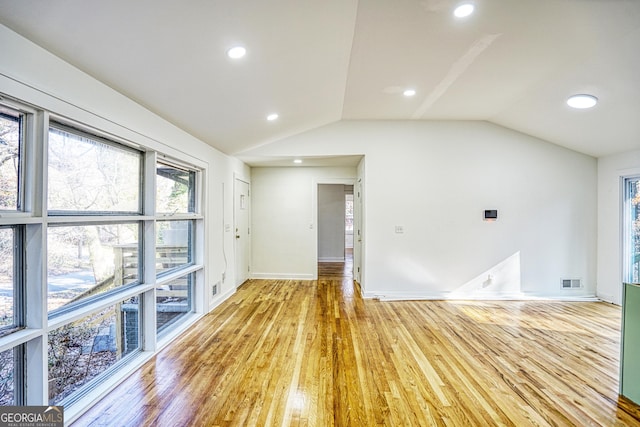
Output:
[0, 0, 638, 160]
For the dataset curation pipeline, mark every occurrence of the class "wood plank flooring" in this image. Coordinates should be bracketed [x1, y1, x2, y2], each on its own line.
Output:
[73, 262, 640, 426]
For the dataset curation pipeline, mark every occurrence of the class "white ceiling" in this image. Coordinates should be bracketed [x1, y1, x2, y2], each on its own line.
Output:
[0, 0, 639, 161]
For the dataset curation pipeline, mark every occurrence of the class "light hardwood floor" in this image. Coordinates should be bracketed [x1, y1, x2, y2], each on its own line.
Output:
[74, 261, 640, 426]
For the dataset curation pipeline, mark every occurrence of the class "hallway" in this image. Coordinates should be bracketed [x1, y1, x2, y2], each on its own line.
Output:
[317, 248, 353, 279]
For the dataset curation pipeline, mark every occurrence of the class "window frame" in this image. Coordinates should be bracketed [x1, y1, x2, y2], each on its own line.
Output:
[0, 109, 24, 212]
[0, 225, 25, 337]
[156, 271, 195, 336]
[47, 293, 143, 406]
[46, 220, 145, 318]
[47, 121, 145, 216]
[155, 218, 196, 279]
[0, 344, 24, 406]
[0, 99, 33, 216]
[156, 161, 197, 215]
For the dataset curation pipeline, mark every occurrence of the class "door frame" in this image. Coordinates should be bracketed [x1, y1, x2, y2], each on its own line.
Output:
[234, 176, 251, 287]
[311, 178, 356, 280]
[354, 177, 363, 285]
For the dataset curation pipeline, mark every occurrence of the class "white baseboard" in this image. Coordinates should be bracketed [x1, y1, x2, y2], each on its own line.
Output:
[596, 293, 620, 305]
[251, 272, 315, 280]
[363, 290, 600, 302]
[318, 257, 345, 262]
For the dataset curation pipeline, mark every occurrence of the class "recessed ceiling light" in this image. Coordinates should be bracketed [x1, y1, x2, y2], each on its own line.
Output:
[567, 94, 598, 109]
[403, 89, 416, 97]
[267, 113, 279, 121]
[227, 46, 246, 59]
[454, 3, 475, 18]
[293, 159, 303, 164]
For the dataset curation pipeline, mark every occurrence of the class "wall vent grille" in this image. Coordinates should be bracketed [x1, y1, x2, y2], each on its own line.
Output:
[212, 283, 218, 297]
[562, 278, 582, 289]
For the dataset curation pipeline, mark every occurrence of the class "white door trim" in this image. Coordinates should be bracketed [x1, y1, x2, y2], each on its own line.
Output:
[311, 178, 356, 280]
[234, 176, 251, 286]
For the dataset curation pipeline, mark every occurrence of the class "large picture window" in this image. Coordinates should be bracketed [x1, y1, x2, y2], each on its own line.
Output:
[0, 94, 204, 416]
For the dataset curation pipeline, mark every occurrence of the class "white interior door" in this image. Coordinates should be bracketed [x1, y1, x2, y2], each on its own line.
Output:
[234, 178, 250, 286]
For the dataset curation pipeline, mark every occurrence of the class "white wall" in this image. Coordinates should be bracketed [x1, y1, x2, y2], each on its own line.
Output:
[318, 184, 346, 261]
[0, 20, 602, 302]
[244, 120, 598, 299]
[250, 167, 356, 279]
[597, 149, 640, 304]
[0, 23, 249, 307]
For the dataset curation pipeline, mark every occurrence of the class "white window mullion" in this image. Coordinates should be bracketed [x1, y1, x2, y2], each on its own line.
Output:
[25, 224, 46, 331]
[194, 267, 206, 315]
[144, 151, 157, 218]
[24, 110, 48, 405]
[143, 151, 157, 351]
[25, 336, 47, 404]
[24, 224, 47, 405]
[195, 169, 206, 314]
[194, 218, 206, 314]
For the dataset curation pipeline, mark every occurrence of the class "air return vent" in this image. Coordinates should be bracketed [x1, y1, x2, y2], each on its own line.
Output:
[562, 278, 582, 289]
[212, 283, 219, 297]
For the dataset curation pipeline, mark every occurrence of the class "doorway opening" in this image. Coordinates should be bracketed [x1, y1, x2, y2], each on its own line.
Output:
[317, 184, 353, 279]
[345, 191, 354, 260]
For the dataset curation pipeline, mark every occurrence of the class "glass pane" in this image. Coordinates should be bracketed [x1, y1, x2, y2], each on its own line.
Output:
[48, 223, 139, 313]
[0, 227, 15, 330]
[48, 296, 140, 405]
[629, 179, 640, 283]
[0, 348, 15, 405]
[345, 194, 354, 232]
[157, 273, 193, 334]
[156, 163, 195, 214]
[0, 106, 22, 211]
[345, 194, 354, 249]
[48, 126, 141, 213]
[156, 220, 193, 275]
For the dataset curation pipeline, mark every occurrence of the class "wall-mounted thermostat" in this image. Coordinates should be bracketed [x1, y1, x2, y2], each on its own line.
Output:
[484, 210, 498, 221]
